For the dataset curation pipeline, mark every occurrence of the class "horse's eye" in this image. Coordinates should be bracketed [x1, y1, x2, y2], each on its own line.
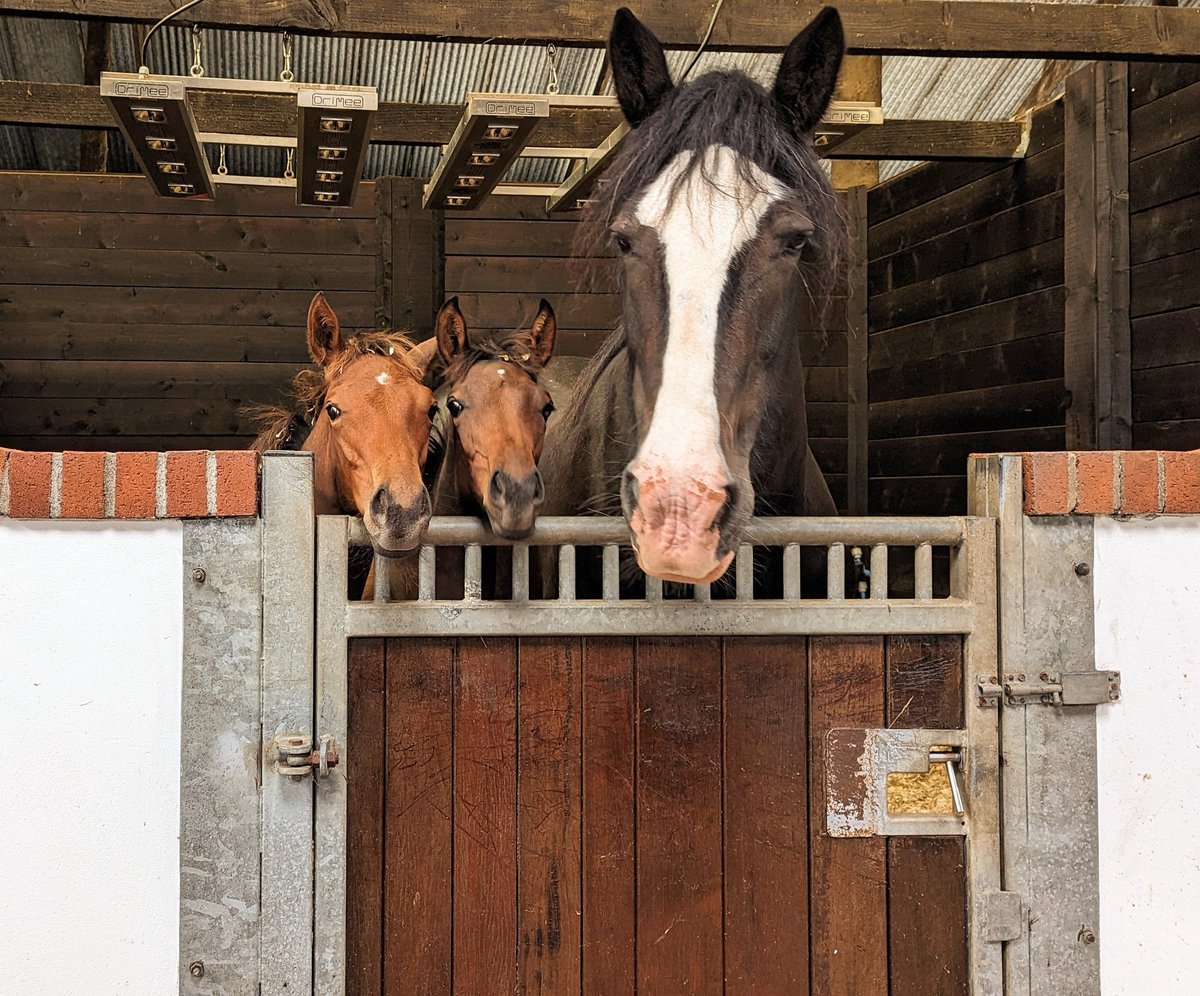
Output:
[447, 398, 464, 418]
[325, 403, 341, 422]
[541, 401, 555, 421]
[427, 403, 438, 423]
[782, 230, 814, 256]
[614, 233, 632, 255]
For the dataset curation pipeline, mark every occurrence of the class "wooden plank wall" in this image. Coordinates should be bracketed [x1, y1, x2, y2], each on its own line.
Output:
[1128, 63, 1200, 449]
[444, 196, 854, 511]
[0, 173, 377, 451]
[866, 101, 1067, 515]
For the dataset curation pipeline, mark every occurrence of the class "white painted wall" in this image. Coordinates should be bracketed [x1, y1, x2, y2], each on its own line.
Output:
[1094, 517, 1200, 996]
[0, 519, 183, 995]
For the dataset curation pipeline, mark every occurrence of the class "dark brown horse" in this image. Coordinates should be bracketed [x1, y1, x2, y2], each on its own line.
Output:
[368, 297, 559, 599]
[250, 292, 437, 555]
[540, 7, 846, 587]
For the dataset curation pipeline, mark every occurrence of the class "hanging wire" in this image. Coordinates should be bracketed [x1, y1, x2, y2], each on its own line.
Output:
[280, 31, 295, 83]
[137, 0, 212, 74]
[544, 43, 560, 95]
[679, 0, 728, 82]
[189, 24, 205, 78]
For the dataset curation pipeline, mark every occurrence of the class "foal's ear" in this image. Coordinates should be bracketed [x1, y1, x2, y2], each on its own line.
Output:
[434, 297, 469, 365]
[407, 337, 439, 376]
[773, 7, 845, 137]
[609, 7, 673, 126]
[527, 299, 558, 371]
[307, 292, 343, 367]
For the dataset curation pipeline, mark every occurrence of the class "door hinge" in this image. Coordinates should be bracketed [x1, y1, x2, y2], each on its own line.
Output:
[977, 671, 1120, 707]
[982, 890, 1023, 942]
[273, 733, 339, 777]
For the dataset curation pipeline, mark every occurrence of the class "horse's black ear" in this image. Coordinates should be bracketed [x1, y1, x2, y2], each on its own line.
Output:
[609, 8, 673, 126]
[434, 297, 469, 365]
[307, 292, 342, 367]
[527, 299, 557, 370]
[773, 7, 844, 136]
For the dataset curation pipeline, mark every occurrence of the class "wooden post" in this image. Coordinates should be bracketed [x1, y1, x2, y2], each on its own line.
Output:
[375, 176, 444, 337]
[830, 56, 882, 189]
[845, 186, 869, 515]
[1064, 62, 1131, 450]
[79, 20, 109, 171]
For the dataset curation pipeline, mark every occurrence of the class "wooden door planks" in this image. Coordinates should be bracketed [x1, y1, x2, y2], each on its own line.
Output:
[517, 638, 583, 993]
[635, 638, 724, 995]
[723, 638, 810, 994]
[347, 636, 971, 993]
[885, 635, 968, 996]
[383, 638, 454, 995]
[581, 638, 636, 995]
[809, 636, 888, 995]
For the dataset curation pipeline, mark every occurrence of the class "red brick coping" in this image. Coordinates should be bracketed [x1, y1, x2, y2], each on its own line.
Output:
[0, 448, 258, 519]
[1020, 451, 1200, 516]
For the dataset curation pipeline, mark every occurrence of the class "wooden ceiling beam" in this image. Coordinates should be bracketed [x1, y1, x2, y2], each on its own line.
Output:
[1, 0, 1197, 59]
[0, 80, 1027, 160]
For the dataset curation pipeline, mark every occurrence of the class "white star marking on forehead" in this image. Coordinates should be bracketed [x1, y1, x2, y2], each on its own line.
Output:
[497, 366, 507, 379]
[376, 372, 390, 385]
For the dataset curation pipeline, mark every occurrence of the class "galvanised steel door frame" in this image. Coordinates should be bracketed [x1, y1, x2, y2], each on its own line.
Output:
[286, 447, 1003, 996]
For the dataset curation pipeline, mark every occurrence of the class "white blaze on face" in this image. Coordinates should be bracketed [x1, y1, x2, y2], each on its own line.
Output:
[630, 144, 787, 495]
[375, 372, 391, 385]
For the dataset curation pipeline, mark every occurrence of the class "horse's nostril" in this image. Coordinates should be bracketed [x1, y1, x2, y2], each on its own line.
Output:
[712, 482, 740, 534]
[531, 470, 546, 504]
[371, 486, 389, 516]
[489, 470, 505, 502]
[620, 470, 640, 513]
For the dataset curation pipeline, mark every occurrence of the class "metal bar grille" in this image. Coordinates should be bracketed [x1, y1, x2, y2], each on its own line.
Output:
[340, 515, 978, 638]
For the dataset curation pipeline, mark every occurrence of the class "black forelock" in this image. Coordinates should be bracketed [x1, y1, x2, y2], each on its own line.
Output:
[582, 69, 843, 296]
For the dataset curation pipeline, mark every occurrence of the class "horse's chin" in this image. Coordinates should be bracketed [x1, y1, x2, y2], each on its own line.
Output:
[635, 549, 735, 586]
[371, 542, 418, 559]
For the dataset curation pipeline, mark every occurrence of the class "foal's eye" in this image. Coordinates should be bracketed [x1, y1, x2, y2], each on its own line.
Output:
[614, 234, 632, 255]
[427, 403, 439, 423]
[325, 403, 341, 422]
[781, 230, 814, 256]
[447, 398, 464, 418]
[541, 401, 555, 421]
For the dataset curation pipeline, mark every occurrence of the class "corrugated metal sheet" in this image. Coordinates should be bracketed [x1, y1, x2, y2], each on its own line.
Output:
[1, 2, 1195, 183]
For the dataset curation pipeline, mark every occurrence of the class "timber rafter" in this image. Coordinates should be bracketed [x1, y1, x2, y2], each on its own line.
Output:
[0, 81, 1027, 160]
[0, 0, 1197, 58]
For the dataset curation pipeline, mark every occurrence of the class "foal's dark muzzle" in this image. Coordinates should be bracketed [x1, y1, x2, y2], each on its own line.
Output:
[368, 485, 431, 553]
[486, 469, 545, 539]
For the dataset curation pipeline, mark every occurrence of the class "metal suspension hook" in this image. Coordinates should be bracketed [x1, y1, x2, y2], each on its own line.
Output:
[280, 30, 295, 83]
[284, 148, 295, 180]
[217, 143, 228, 176]
[190, 23, 205, 78]
[545, 42, 560, 95]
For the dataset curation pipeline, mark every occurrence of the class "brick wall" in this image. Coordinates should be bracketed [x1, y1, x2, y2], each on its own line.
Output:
[0, 448, 258, 519]
[1021, 450, 1200, 516]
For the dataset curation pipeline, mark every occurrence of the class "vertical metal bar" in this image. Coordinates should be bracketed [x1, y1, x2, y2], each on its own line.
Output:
[915, 542, 933, 600]
[314, 515, 350, 996]
[558, 544, 576, 602]
[418, 544, 435, 601]
[827, 542, 845, 601]
[602, 543, 620, 601]
[512, 542, 530, 603]
[957, 514, 1004, 996]
[181, 516, 262, 994]
[260, 452, 315, 996]
[372, 551, 390, 602]
[693, 581, 711, 602]
[464, 543, 482, 600]
[870, 543, 888, 600]
[735, 544, 754, 601]
[644, 572, 663, 601]
[783, 542, 801, 599]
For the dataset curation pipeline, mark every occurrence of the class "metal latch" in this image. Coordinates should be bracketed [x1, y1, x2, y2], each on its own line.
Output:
[826, 727, 967, 838]
[273, 733, 339, 777]
[977, 671, 1120, 707]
